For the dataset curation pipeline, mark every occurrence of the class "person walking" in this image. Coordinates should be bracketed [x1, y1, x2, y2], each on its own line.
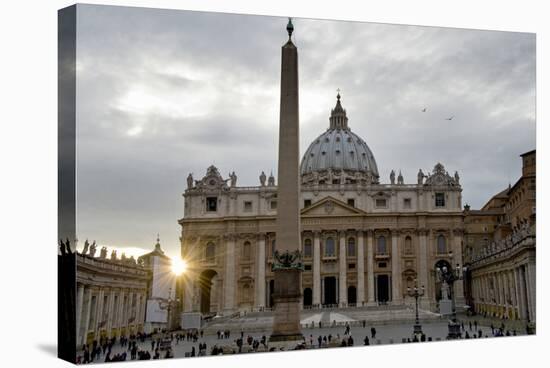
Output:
[370, 327, 376, 339]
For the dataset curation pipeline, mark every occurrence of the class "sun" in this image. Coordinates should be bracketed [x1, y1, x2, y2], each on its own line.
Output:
[171, 257, 188, 276]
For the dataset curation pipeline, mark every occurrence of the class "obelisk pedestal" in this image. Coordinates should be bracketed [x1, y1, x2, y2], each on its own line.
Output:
[269, 18, 303, 343]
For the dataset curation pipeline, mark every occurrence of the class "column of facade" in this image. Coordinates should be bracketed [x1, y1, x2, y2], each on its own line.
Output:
[493, 272, 500, 315]
[501, 272, 506, 312]
[81, 287, 93, 345]
[128, 291, 136, 327]
[526, 263, 536, 321]
[418, 229, 429, 308]
[516, 267, 527, 320]
[510, 270, 518, 318]
[391, 230, 402, 303]
[518, 267, 529, 319]
[140, 291, 147, 326]
[478, 275, 485, 310]
[94, 289, 105, 335]
[357, 230, 365, 306]
[482, 276, 486, 302]
[338, 230, 347, 307]
[255, 233, 266, 308]
[76, 284, 85, 346]
[510, 270, 518, 317]
[511, 269, 518, 317]
[118, 290, 126, 330]
[474, 278, 480, 309]
[499, 272, 504, 314]
[134, 293, 141, 329]
[498, 272, 504, 313]
[505, 272, 512, 317]
[122, 290, 130, 330]
[313, 231, 321, 306]
[484, 275, 490, 309]
[482, 276, 487, 307]
[492, 273, 498, 309]
[106, 288, 116, 337]
[472, 277, 478, 305]
[366, 230, 375, 305]
[223, 234, 236, 312]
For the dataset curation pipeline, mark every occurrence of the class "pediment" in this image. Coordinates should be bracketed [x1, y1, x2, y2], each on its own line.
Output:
[301, 196, 366, 216]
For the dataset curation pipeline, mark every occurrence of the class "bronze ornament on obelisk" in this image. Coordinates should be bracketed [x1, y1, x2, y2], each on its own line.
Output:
[269, 18, 304, 342]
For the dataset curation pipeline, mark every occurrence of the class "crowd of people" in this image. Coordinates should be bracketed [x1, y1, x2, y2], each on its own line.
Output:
[75, 317, 525, 364]
[76, 331, 187, 364]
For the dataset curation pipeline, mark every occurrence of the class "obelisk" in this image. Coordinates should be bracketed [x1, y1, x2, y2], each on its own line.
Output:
[270, 18, 303, 342]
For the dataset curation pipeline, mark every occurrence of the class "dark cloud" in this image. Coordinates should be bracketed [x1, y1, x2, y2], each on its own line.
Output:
[75, 4, 535, 257]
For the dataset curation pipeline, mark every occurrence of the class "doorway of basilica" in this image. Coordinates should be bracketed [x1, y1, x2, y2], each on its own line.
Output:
[376, 274, 390, 304]
[198, 269, 217, 314]
[323, 276, 337, 306]
[303, 288, 313, 307]
[347, 285, 357, 305]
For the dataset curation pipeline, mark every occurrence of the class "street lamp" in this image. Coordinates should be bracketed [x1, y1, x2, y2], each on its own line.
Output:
[407, 279, 425, 338]
[435, 250, 467, 339]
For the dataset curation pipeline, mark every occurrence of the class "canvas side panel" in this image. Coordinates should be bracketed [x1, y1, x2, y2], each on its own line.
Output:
[58, 4, 77, 364]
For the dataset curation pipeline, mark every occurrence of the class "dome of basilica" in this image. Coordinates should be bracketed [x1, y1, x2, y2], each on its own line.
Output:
[300, 93, 379, 184]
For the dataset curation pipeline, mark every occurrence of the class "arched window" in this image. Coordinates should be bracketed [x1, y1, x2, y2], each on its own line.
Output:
[404, 236, 413, 255]
[377, 236, 387, 254]
[325, 237, 335, 257]
[205, 242, 216, 262]
[243, 241, 251, 260]
[303, 238, 312, 258]
[347, 237, 356, 257]
[437, 235, 447, 254]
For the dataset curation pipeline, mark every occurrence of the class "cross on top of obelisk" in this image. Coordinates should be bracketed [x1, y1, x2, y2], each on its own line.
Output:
[286, 17, 294, 39]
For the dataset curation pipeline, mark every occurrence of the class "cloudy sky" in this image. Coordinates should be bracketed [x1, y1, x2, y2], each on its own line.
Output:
[75, 4, 535, 258]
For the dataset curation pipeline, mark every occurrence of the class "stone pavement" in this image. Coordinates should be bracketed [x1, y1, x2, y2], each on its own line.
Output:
[79, 315, 528, 364]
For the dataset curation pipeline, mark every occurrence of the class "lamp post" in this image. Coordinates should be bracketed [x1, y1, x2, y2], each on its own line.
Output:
[158, 287, 180, 332]
[407, 279, 425, 338]
[435, 250, 467, 339]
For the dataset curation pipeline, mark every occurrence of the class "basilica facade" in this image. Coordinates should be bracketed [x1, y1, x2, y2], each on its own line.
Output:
[178, 94, 466, 316]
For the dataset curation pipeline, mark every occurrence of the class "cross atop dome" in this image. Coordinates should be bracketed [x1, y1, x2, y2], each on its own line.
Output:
[329, 90, 349, 130]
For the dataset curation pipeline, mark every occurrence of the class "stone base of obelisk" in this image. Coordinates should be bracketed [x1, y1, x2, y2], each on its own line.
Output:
[269, 269, 303, 343]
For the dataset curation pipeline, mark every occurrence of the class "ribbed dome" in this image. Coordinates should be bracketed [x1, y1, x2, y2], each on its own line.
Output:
[300, 94, 379, 182]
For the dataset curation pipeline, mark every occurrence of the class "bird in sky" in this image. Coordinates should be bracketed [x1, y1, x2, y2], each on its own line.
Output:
[421, 107, 427, 112]
[445, 116, 454, 120]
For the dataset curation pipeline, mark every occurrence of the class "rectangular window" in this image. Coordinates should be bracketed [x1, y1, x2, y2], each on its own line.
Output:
[304, 264, 312, 271]
[244, 201, 253, 212]
[270, 200, 277, 210]
[435, 192, 445, 207]
[375, 198, 387, 208]
[404, 198, 411, 209]
[206, 197, 217, 212]
[347, 198, 355, 207]
[348, 263, 356, 270]
[304, 199, 312, 208]
[378, 262, 387, 268]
